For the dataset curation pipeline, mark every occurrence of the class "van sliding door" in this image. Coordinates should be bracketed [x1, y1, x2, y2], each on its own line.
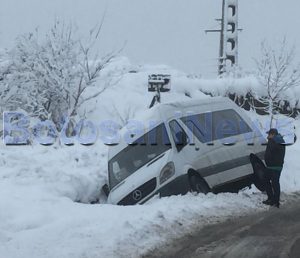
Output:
[181, 109, 253, 188]
[208, 109, 253, 186]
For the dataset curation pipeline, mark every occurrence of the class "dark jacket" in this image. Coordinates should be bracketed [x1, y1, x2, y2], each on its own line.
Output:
[264, 134, 286, 170]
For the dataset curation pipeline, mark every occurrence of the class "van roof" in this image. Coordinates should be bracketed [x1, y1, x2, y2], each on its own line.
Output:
[155, 96, 234, 121]
[160, 96, 229, 109]
[108, 97, 236, 159]
[129, 96, 233, 122]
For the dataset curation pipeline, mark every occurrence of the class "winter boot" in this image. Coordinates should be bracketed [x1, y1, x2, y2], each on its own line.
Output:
[262, 199, 274, 206]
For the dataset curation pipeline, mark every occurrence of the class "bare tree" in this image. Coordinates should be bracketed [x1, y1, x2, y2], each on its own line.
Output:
[70, 21, 123, 117]
[253, 39, 300, 127]
[0, 20, 122, 129]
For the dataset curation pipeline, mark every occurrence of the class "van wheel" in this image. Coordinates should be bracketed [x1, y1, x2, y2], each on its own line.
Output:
[189, 175, 210, 194]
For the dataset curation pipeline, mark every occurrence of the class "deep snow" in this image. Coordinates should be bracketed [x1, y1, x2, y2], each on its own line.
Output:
[0, 58, 300, 258]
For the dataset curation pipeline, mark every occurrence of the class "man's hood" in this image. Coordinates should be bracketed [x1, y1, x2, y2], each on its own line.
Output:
[273, 134, 285, 144]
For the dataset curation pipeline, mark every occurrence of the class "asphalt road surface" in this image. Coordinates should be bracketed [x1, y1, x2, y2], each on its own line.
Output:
[144, 194, 300, 258]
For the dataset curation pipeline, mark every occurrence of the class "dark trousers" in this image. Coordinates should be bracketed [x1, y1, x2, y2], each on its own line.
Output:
[264, 169, 282, 204]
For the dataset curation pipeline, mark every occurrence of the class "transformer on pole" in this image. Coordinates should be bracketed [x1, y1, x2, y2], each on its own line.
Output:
[205, 0, 241, 75]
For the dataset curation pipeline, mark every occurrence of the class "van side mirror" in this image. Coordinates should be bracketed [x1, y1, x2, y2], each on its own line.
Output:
[102, 184, 110, 197]
[175, 131, 188, 152]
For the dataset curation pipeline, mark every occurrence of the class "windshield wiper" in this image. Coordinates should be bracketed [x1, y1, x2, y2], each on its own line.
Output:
[147, 153, 166, 167]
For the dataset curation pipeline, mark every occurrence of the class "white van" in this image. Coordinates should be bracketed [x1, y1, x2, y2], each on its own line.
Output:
[104, 97, 266, 205]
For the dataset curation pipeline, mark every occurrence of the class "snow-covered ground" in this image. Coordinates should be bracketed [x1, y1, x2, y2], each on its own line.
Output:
[1, 59, 300, 258]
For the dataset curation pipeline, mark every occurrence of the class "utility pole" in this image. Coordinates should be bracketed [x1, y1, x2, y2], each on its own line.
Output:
[205, 0, 241, 75]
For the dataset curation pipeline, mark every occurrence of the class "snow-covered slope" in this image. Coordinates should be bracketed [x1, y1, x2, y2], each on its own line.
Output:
[1, 58, 300, 258]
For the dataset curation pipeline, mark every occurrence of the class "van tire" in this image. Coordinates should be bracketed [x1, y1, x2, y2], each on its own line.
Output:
[249, 153, 266, 192]
[189, 174, 210, 194]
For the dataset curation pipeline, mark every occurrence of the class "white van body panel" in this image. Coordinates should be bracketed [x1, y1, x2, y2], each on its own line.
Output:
[205, 163, 252, 186]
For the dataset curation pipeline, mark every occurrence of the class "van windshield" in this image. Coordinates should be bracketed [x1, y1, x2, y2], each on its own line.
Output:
[108, 123, 171, 189]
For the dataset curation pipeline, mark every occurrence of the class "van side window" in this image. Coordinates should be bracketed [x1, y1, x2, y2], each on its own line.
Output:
[181, 109, 252, 143]
[181, 113, 213, 143]
[213, 109, 252, 140]
[169, 120, 189, 147]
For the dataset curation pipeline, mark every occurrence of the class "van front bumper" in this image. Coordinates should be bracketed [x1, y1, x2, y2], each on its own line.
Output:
[116, 174, 191, 206]
[140, 174, 191, 204]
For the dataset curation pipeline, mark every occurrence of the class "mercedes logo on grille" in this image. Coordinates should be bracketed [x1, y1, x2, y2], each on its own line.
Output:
[132, 190, 142, 201]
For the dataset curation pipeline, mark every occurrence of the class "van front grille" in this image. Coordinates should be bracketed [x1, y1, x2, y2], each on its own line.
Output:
[118, 178, 157, 205]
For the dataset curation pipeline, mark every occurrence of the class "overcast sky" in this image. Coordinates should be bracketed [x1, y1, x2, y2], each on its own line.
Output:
[1, 0, 300, 77]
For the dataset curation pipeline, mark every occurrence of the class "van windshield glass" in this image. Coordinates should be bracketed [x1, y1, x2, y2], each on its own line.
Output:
[108, 123, 171, 189]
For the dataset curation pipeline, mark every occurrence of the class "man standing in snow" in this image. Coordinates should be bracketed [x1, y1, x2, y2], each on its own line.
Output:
[263, 128, 286, 208]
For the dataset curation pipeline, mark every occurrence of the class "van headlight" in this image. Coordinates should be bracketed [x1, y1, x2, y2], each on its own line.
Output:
[159, 162, 175, 185]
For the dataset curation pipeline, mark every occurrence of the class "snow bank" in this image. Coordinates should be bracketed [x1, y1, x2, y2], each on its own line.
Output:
[1, 138, 299, 258]
[281, 119, 300, 192]
[0, 148, 269, 258]
[83, 57, 266, 125]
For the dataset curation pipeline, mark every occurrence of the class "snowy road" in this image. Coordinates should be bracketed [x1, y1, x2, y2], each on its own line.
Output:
[145, 193, 300, 258]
